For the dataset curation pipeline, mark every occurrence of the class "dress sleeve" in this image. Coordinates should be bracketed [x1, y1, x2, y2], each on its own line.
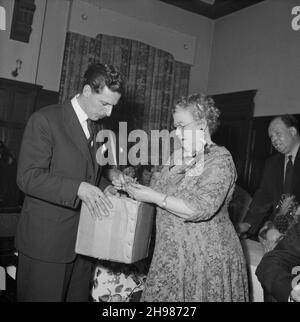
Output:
[183, 153, 236, 223]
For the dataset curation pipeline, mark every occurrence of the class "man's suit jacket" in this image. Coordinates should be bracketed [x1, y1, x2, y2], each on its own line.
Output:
[245, 148, 300, 235]
[15, 100, 107, 263]
[252, 145, 300, 301]
[256, 219, 300, 301]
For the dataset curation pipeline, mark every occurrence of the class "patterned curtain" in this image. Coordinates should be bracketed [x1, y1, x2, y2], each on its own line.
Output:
[59, 32, 190, 134]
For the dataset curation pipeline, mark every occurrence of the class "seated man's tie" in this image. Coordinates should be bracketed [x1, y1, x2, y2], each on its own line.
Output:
[283, 155, 293, 194]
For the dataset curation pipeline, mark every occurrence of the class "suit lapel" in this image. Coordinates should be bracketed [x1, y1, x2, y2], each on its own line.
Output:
[62, 101, 94, 176]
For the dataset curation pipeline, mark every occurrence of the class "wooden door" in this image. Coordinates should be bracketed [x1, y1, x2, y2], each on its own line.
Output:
[0, 78, 42, 211]
[248, 114, 300, 195]
[211, 90, 257, 191]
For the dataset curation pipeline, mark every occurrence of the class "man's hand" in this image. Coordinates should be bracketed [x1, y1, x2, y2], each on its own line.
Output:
[290, 284, 300, 302]
[77, 182, 113, 219]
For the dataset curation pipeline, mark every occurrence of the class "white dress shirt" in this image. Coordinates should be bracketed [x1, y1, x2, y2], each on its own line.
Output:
[284, 141, 300, 182]
[71, 95, 116, 164]
[71, 94, 90, 140]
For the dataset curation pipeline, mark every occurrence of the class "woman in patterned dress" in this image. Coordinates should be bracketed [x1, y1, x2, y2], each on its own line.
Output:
[125, 93, 249, 302]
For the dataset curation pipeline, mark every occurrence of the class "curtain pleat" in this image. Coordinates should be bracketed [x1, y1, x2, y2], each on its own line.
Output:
[59, 32, 191, 163]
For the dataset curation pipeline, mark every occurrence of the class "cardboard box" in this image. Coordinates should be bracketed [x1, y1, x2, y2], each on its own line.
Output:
[75, 196, 155, 264]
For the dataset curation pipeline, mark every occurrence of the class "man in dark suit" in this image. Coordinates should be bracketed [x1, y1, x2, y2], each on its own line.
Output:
[256, 220, 300, 301]
[238, 115, 300, 237]
[15, 63, 125, 301]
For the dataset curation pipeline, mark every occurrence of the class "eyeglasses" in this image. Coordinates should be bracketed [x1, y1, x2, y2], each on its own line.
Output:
[171, 120, 196, 131]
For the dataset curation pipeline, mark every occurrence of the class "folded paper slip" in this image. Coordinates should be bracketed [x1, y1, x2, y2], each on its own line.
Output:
[75, 196, 155, 263]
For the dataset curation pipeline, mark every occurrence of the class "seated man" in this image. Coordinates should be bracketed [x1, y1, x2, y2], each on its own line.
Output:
[256, 219, 300, 302]
[238, 115, 300, 237]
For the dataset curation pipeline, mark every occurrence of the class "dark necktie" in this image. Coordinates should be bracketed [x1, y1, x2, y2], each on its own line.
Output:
[87, 119, 97, 167]
[283, 155, 293, 194]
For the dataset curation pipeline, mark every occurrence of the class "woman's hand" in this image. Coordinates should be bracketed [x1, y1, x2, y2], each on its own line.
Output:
[109, 168, 137, 191]
[126, 183, 196, 219]
[110, 170, 128, 190]
[113, 174, 137, 190]
[126, 182, 157, 203]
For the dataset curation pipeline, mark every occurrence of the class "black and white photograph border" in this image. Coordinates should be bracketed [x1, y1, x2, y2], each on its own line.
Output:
[0, 0, 300, 306]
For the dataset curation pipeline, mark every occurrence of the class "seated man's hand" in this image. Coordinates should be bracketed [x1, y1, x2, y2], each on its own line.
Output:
[77, 182, 113, 220]
[258, 221, 274, 236]
[237, 222, 251, 235]
[291, 284, 300, 302]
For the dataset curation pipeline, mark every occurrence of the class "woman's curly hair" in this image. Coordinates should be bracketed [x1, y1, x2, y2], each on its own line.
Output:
[173, 93, 221, 135]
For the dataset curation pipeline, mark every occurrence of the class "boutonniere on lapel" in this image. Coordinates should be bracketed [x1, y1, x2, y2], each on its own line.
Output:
[272, 194, 300, 233]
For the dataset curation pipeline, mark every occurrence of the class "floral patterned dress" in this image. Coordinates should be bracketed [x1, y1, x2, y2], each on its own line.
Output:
[141, 145, 249, 302]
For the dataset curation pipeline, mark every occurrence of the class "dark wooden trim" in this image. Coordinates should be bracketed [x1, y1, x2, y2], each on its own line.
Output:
[212, 90, 257, 120]
[35, 89, 59, 111]
[0, 77, 42, 91]
[211, 90, 257, 190]
[0, 120, 24, 129]
[159, 0, 265, 19]
[0, 78, 43, 210]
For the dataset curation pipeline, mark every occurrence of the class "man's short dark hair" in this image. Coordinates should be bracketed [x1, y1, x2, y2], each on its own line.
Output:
[272, 114, 300, 135]
[82, 63, 123, 94]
